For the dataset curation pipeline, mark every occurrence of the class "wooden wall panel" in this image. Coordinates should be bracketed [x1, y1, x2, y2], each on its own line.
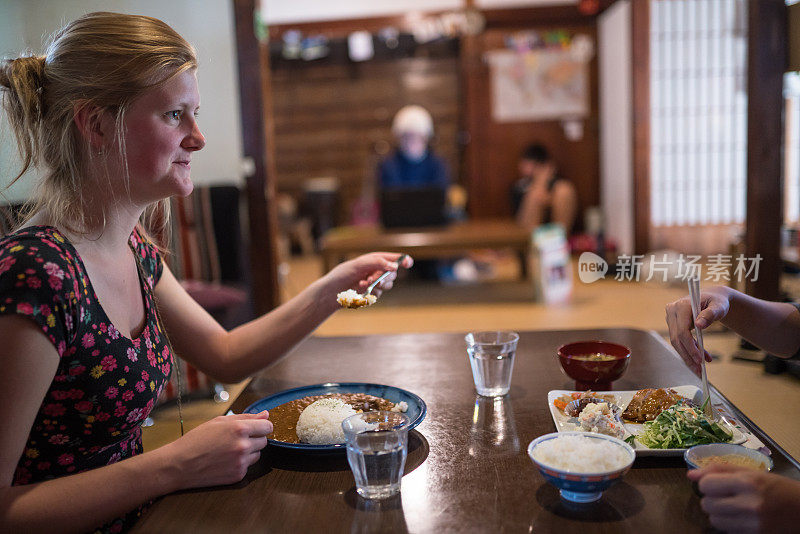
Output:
[269, 10, 604, 227]
[270, 54, 461, 224]
[462, 24, 600, 222]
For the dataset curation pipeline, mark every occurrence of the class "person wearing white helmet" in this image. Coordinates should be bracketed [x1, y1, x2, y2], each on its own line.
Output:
[379, 105, 450, 189]
[377, 105, 452, 279]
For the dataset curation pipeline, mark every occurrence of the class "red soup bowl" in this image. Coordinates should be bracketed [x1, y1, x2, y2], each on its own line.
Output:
[557, 341, 631, 391]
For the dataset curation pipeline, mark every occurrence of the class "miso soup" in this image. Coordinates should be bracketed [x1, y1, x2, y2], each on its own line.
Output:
[695, 454, 766, 470]
[571, 353, 616, 362]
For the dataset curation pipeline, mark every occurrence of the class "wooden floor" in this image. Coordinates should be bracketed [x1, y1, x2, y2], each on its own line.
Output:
[144, 254, 800, 461]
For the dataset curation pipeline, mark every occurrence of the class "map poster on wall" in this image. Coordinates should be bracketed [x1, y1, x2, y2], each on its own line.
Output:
[485, 34, 592, 122]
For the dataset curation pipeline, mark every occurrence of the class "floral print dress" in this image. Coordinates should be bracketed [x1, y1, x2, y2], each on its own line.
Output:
[0, 226, 173, 533]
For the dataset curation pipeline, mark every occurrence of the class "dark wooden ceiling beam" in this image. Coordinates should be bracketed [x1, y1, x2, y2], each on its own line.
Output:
[481, 2, 615, 28]
[267, 2, 617, 41]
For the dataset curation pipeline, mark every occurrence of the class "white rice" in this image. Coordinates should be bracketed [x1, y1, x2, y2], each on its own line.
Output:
[337, 289, 377, 308]
[296, 398, 357, 444]
[532, 434, 631, 473]
[391, 401, 408, 413]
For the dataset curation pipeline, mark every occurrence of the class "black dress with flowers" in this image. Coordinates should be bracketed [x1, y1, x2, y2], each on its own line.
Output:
[0, 226, 173, 533]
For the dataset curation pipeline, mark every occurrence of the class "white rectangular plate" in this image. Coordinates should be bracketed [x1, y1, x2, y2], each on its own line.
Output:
[547, 385, 761, 457]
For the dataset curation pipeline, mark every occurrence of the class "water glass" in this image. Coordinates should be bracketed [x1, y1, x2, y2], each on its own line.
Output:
[465, 331, 520, 396]
[342, 411, 410, 500]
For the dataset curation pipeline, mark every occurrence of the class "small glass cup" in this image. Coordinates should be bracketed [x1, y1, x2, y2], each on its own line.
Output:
[465, 331, 520, 396]
[342, 411, 410, 500]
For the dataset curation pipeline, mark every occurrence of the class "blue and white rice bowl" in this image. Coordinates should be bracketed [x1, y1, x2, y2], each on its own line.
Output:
[527, 431, 636, 503]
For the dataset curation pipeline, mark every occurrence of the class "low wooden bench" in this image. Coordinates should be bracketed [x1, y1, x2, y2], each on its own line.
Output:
[320, 218, 532, 279]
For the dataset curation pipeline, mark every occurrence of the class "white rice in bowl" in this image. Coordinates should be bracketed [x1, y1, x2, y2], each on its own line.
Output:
[296, 398, 357, 444]
[531, 434, 631, 473]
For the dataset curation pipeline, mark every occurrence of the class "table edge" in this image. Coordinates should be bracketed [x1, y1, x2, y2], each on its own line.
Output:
[646, 329, 800, 470]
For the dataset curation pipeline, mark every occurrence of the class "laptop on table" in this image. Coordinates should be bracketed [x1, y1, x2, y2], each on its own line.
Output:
[380, 187, 448, 229]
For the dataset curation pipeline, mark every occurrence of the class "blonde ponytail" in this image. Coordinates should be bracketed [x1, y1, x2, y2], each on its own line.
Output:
[0, 55, 47, 188]
[0, 12, 197, 248]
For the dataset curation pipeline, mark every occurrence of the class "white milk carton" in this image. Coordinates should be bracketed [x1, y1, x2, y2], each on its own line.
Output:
[530, 224, 573, 304]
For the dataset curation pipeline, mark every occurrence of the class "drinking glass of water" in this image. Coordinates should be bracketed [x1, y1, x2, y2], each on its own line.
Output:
[465, 331, 520, 396]
[342, 411, 410, 500]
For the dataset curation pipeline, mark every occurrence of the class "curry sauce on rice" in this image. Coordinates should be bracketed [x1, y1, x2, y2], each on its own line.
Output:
[269, 393, 408, 443]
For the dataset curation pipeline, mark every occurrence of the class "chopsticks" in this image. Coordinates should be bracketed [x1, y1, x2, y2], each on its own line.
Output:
[687, 276, 712, 417]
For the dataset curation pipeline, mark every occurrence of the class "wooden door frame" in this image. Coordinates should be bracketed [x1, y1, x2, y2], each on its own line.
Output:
[745, 0, 787, 301]
[232, 0, 281, 313]
[631, 0, 650, 255]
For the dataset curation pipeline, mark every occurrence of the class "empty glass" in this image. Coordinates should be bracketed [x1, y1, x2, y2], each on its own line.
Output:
[342, 411, 410, 499]
[465, 331, 520, 396]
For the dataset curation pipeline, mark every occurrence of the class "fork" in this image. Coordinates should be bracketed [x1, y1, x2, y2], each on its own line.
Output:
[365, 254, 409, 296]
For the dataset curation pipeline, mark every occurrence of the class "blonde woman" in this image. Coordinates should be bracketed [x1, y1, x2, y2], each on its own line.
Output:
[0, 12, 410, 533]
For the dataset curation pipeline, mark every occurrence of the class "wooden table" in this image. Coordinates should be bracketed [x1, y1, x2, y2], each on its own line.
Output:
[320, 219, 532, 278]
[133, 329, 800, 533]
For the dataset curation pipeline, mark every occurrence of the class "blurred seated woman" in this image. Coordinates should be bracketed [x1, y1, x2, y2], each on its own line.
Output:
[511, 144, 577, 234]
[0, 12, 411, 533]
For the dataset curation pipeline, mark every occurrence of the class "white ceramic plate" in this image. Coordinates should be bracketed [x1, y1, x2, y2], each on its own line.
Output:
[547, 385, 749, 457]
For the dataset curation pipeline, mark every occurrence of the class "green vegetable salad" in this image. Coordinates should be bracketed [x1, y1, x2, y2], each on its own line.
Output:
[633, 402, 733, 449]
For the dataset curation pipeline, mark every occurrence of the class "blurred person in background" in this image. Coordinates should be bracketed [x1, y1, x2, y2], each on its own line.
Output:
[511, 143, 577, 234]
[378, 105, 450, 191]
[378, 105, 455, 280]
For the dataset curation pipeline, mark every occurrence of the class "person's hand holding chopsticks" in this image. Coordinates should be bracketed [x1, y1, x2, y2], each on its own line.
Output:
[666, 284, 800, 376]
[665, 285, 732, 376]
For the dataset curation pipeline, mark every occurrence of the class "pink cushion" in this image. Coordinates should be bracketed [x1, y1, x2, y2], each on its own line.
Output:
[180, 279, 247, 311]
